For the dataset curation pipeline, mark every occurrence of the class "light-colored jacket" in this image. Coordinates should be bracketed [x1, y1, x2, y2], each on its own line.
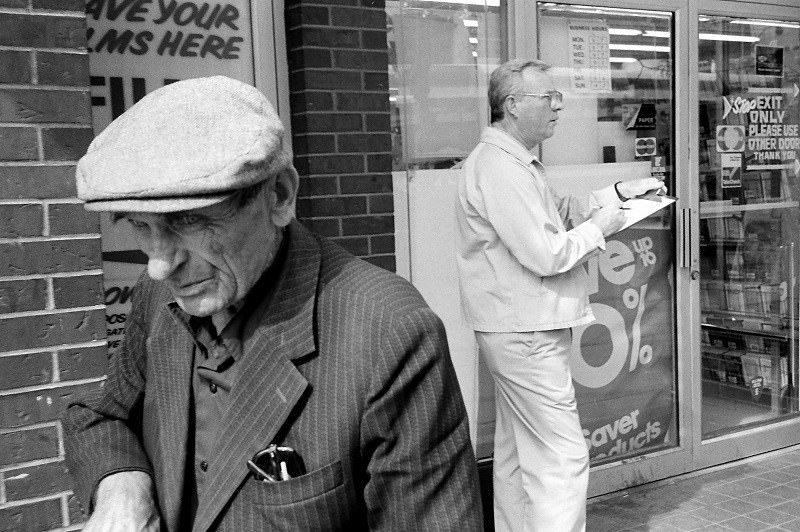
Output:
[455, 127, 619, 332]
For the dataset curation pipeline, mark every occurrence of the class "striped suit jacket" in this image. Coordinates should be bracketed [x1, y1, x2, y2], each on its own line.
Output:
[63, 221, 483, 531]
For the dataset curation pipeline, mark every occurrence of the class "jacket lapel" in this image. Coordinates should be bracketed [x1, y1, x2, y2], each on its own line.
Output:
[192, 222, 321, 532]
[147, 306, 194, 532]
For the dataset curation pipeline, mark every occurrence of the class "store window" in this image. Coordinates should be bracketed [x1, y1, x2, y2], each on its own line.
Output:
[536, 3, 678, 465]
[387, 0, 504, 170]
[697, 15, 800, 438]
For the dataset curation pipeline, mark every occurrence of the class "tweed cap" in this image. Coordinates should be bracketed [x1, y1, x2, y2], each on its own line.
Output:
[76, 76, 290, 212]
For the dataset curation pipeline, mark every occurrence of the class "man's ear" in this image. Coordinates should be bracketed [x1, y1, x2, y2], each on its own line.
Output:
[503, 95, 519, 119]
[269, 166, 299, 228]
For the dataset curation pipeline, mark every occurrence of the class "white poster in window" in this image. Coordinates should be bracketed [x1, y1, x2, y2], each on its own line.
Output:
[567, 19, 611, 92]
[85, 1, 256, 355]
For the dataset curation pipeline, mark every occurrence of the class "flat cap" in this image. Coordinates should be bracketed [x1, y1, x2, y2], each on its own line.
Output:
[76, 76, 290, 212]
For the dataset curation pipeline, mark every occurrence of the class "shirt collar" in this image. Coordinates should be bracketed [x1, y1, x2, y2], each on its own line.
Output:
[479, 126, 539, 166]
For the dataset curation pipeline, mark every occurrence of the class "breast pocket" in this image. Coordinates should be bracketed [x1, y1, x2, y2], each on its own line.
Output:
[240, 459, 344, 506]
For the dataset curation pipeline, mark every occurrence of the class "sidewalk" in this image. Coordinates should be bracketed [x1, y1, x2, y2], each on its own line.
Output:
[587, 445, 800, 531]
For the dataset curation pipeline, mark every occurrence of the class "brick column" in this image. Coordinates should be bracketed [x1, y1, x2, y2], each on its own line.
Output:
[285, 0, 394, 271]
[0, 1, 103, 530]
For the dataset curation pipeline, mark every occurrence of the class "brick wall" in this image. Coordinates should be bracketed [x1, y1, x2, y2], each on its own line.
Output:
[0, 2, 102, 531]
[286, 0, 395, 271]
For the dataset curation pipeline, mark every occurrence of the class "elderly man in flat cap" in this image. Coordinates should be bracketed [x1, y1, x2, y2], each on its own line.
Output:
[62, 76, 482, 532]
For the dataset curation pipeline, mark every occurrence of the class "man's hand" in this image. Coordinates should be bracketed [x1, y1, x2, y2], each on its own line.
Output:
[83, 471, 161, 532]
[616, 178, 667, 200]
[591, 203, 626, 237]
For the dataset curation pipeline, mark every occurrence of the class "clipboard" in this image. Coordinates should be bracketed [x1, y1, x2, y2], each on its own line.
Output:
[617, 195, 676, 232]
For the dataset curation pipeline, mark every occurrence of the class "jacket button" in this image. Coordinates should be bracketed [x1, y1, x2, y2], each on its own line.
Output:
[200, 460, 209, 472]
[209, 383, 217, 393]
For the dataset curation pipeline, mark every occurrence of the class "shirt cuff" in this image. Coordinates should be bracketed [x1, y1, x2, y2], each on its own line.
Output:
[592, 185, 621, 206]
[575, 219, 607, 251]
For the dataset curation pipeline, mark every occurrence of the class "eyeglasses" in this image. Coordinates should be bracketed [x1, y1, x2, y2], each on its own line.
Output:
[511, 90, 564, 109]
[247, 444, 306, 482]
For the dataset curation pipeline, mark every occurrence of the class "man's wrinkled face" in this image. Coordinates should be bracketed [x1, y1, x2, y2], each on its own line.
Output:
[513, 69, 562, 150]
[119, 188, 280, 317]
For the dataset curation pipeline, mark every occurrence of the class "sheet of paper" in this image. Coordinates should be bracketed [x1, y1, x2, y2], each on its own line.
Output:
[618, 195, 676, 232]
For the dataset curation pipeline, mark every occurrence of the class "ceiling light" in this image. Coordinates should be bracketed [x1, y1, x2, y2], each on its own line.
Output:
[643, 30, 670, 38]
[610, 57, 638, 63]
[416, 0, 499, 6]
[731, 19, 800, 29]
[472, 51, 478, 57]
[608, 28, 642, 36]
[463, 19, 479, 27]
[699, 33, 760, 42]
[610, 43, 671, 53]
[469, 37, 478, 44]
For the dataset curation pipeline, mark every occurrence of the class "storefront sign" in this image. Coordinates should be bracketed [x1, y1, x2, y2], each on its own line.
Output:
[572, 227, 674, 460]
[86, 1, 256, 355]
[568, 19, 611, 92]
[721, 153, 743, 188]
[622, 103, 656, 130]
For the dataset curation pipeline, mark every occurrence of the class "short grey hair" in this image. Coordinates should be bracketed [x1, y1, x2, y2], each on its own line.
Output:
[489, 59, 551, 123]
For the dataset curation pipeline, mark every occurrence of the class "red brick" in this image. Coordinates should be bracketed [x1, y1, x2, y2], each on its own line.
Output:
[336, 92, 388, 112]
[41, 127, 94, 161]
[0, 498, 63, 532]
[0, 381, 103, 429]
[341, 215, 393, 235]
[0, 309, 105, 352]
[370, 234, 394, 254]
[58, 345, 107, 382]
[288, 48, 333, 70]
[288, 27, 360, 49]
[365, 113, 390, 132]
[286, 5, 330, 28]
[48, 202, 100, 235]
[68, 493, 86, 525]
[298, 176, 339, 197]
[0, 352, 53, 390]
[0, 50, 32, 84]
[364, 255, 395, 272]
[0, 88, 91, 124]
[368, 193, 393, 214]
[36, 51, 90, 86]
[362, 29, 388, 49]
[331, 236, 368, 256]
[53, 274, 104, 308]
[364, 72, 388, 90]
[0, 203, 43, 238]
[296, 154, 364, 175]
[297, 196, 366, 217]
[293, 134, 336, 154]
[0, 426, 59, 466]
[292, 69, 361, 91]
[0, 13, 86, 49]
[337, 133, 391, 152]
[0, 238, 101, 276]
[292, 112, 362, 134]
[0, 165, 77, 200]
[0, 127, 38, 162]
[340, 173, 392, 194]
[5, 460, 73, 501]
[290, 91, 334, 112]
[0, 279, 47, 313]
[331, 7, 385, 28]
[333, 49, 387, 71]
[367, 153, 392, 172]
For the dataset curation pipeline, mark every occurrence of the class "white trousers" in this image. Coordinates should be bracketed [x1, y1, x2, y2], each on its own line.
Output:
[477, 329, 589, 532]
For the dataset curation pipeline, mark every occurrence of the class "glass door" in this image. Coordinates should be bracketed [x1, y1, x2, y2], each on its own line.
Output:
[694, 1, 800, 467]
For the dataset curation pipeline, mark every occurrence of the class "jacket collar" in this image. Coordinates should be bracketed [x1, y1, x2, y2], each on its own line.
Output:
[148, 221, 320, 532]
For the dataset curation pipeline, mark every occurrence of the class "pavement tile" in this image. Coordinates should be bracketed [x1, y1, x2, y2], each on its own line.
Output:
[778, 518, 800, 531]
[718, 515, 775, 531]
[741, 490, 791, 509]
[744, 507, 797, 527]
[689, 505, 738, 523]
[763, 484, 800, 501]
[771, 499, 800, 518]
[657, 512, 713, 531]
[712, 498, 764, 516]
[755, 470, 800, 484]
[707, 479, 762, 498]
